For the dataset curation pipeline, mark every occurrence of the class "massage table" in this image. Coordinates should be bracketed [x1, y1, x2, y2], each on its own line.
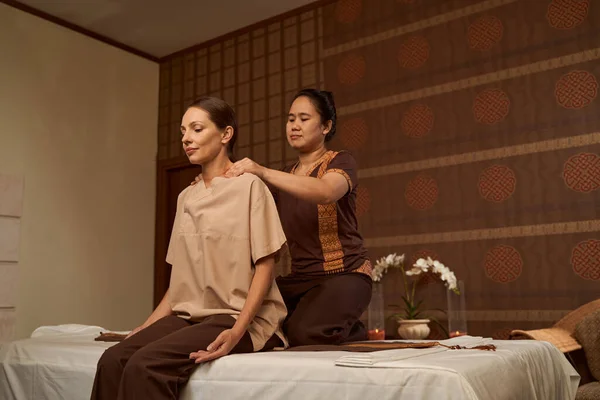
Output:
[0, 325, 580, 400]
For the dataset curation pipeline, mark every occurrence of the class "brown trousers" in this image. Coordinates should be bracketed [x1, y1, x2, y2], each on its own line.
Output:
[276, 272, 372, 346]
[90, 314, 255, 400]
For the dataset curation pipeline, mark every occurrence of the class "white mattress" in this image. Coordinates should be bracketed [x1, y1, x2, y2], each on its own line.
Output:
[0, 325, 580, 400]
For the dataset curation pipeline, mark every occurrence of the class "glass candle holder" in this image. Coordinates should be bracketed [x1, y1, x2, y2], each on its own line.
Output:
[447, 280, 467, 338]
[367, 282, 385, 340]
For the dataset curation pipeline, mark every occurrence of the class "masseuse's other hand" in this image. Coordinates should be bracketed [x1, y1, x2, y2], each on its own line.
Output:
[125, 325, 145, 339]
[190, 174, 201, 186]
[225, 158, 265, 179]
[189, 329, 243, 364]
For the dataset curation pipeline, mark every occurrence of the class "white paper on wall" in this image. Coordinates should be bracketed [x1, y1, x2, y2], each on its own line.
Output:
[0, 174, 23, 218]
[0, 263, 18, 307]
[0, 217, 20, 263]
[0, 308, 16, 343]
[0, 174, 22, 342]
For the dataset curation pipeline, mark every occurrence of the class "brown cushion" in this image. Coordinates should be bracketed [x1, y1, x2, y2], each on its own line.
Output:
[570, 348, 597, 387]
[576, 382, 600, 400]
[574, 309, 600, 382]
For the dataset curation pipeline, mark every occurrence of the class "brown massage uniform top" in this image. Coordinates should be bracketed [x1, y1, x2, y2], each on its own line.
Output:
[272, 150, 372, 277]
[166, 173, 289, 351]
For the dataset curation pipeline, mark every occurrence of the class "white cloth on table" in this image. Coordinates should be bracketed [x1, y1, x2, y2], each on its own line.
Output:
[0, 325, 580, 400]
[334, 335, 492, 366]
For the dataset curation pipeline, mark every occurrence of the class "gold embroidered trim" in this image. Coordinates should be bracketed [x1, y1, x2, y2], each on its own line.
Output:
[325, 168, 353, 191]
[314, 151, 347, 273]
[354, 260, 373, 278]
[289, 150, 349, 274]
[290, 150, 333, 176]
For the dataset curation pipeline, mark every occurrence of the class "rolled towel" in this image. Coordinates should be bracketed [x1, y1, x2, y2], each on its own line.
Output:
[95, 332, 129, 342]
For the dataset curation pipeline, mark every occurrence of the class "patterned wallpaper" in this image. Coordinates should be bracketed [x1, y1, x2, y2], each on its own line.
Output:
[158, 0, 600, 339]
[157, 7, 325, 169]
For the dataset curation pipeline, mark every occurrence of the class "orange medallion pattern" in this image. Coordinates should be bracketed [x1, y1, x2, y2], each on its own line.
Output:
[571, 239, 600, 280]
[468, 15, 504, 51]
[405, 174, 439, 211]
[555, 70, 598, 109]
[401, 104, 434, 138]
[473, 88, 510, 124]
[397, 36, 430, 70]
[339, 117, 369, 150]
[484, 245, 523, 283]
[563, 153, 600, 193]
[546, 0, 589, 30]
[478, 165, 517, 202]
[338, 53, 366, 85]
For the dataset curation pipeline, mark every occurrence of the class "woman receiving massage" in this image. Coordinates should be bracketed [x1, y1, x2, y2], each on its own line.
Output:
[91, 96, 288, 400]
[224, 88, 373, 346]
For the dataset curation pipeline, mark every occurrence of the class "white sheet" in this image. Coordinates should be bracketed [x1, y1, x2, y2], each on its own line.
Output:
[0, 325, 580, 400]
[334, 336, 492, 366]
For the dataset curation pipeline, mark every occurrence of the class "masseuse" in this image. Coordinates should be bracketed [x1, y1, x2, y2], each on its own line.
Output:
[225, 88, 373, 346]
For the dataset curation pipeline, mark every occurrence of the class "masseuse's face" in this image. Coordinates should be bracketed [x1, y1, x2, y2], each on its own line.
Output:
[180, 107, 226, 165]
[286, 96, 330, 152]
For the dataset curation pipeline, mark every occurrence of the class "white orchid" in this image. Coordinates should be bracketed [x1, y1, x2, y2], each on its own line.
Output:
[412, 258, 460, 294]
[371, 252, 462, 327]
[371, 253, 405, 282]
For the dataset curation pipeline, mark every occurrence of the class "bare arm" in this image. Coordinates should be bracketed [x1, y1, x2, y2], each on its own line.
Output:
[190, 254, 277, 362]
[263, 167, 348, 204]
[126, 289, 173, 338]
[231, 254, 276, 338]
[225, 158, 349, 204]
[143, 289, 174, 326]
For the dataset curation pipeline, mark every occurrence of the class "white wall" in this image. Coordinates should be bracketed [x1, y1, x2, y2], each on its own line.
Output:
[0, 3, 159, 339]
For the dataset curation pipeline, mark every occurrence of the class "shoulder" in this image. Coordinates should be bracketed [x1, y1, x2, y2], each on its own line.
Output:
[235, 172, 264, 186]
[226, 173, 271, 195]
[331, 150, 356, 162]
[177, 185, 194, 200]
[173, 185, 196, 210]
[327, 150, 357, 168]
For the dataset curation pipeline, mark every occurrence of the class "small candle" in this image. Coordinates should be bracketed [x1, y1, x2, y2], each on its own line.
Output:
[367, 328, 385, 340]
[449, 330, 467, 338]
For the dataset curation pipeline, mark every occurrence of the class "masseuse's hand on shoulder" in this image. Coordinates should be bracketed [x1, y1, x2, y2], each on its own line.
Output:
[189, 328, 244, 363]
[190, 158, 265, 184]
[190, 175, 201, 186]
[224, 158, 266, 179]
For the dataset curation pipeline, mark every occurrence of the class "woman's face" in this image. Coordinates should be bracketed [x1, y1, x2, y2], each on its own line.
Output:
[180, 107, 226, 165]
[286, 96, 331, 152]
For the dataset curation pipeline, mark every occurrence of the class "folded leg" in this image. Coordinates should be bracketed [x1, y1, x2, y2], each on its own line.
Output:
[283, 274, 372, 346]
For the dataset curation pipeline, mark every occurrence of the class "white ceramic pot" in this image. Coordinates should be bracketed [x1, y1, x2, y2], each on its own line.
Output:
[397, 319, 431, 340]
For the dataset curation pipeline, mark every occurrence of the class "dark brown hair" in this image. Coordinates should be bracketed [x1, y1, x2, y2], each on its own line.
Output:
[188, 96, 238, 161]
[292, 88, 337, 142]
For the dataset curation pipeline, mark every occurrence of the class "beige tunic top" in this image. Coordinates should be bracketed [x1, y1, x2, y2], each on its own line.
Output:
[166, 173, 288, 351]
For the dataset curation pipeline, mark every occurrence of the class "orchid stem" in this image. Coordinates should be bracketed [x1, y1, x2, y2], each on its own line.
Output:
[400, 262, 411, 318]
[410, 279, 416, 309]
